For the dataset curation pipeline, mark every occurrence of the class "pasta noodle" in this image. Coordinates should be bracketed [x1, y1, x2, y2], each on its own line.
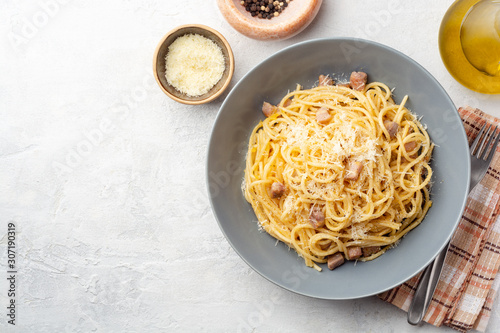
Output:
[243, 78, 434, 271]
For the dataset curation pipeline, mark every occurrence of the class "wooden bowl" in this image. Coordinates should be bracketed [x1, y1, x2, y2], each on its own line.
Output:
[217, 0, 323, 40]
[153, 24, 235, 105]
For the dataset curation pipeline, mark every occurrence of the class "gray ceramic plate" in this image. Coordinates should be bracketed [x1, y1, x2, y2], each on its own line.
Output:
[206, 38, 470, 299]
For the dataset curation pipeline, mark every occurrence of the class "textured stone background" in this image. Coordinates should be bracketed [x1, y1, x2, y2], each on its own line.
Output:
[1, 0, 499, 332]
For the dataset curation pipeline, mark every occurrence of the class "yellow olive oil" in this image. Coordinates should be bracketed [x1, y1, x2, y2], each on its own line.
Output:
[439, 0, 500, 93]
[460, 0, 500, 76]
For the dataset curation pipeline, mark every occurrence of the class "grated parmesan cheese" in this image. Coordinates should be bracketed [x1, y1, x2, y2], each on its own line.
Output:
[165, 33, 225, 97]
[284, 110, 379, 164]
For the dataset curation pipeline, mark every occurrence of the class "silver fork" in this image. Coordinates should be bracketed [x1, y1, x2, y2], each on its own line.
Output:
[407, 122, 500, 325]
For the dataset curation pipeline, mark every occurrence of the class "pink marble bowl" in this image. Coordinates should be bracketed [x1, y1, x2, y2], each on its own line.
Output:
[217, 0, 323, 40]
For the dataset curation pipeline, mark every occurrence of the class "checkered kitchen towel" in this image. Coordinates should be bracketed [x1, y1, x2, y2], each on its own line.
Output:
[379, 106, 500, 332]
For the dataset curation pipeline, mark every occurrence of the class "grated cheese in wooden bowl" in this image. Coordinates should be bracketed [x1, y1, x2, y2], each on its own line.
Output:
[165, 33, 225, 97]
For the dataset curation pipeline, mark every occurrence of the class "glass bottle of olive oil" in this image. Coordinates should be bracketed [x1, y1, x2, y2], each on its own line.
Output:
[460, 0, 500, 77]
[439, 0, 500, 93]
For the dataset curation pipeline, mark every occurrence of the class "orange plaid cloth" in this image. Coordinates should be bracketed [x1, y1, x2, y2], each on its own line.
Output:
[379, 106, 500, 332]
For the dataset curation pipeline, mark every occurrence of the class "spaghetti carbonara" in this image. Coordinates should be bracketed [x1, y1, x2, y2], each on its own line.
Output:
[243, 73, 433, 271]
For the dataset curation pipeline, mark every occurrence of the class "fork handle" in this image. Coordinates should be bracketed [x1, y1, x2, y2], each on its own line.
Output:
[407, 181, 476, 324]
[407, 244, 448, 325]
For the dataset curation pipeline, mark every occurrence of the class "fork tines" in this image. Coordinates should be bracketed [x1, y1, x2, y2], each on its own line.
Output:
[471, 123, 500, 161]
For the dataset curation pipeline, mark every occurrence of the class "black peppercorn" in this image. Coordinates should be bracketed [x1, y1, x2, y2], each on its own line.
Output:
[241, 0, 291, 19]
